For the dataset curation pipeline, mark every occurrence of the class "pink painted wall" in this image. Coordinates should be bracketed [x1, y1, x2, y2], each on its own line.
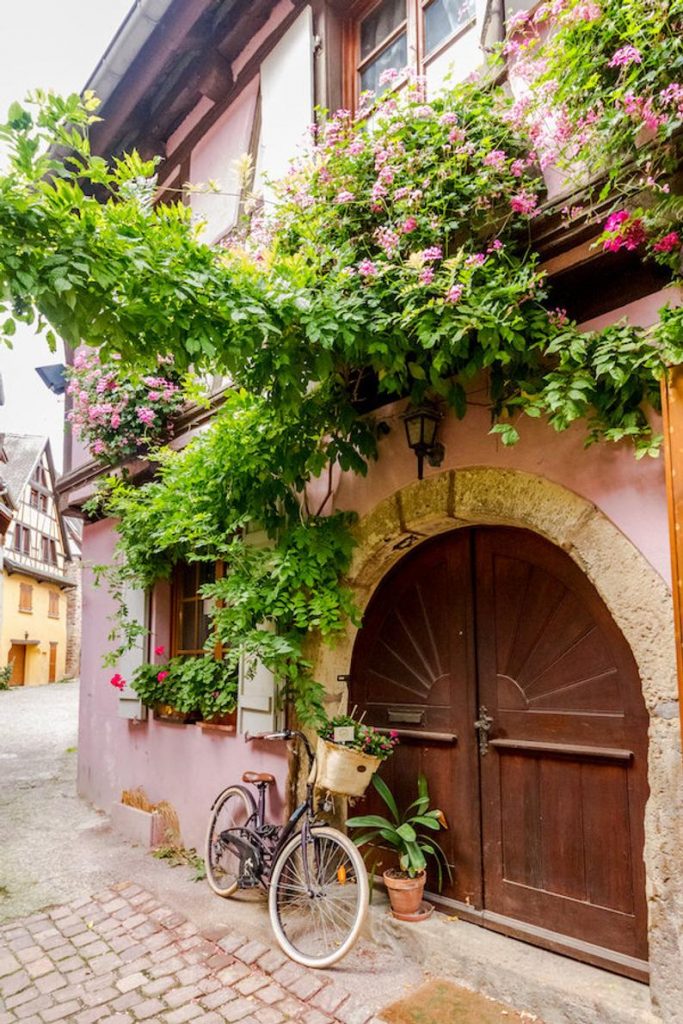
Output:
[77, 291, 676, 847]
[334, 290, 675, 585]
[77, 519, 288, 850]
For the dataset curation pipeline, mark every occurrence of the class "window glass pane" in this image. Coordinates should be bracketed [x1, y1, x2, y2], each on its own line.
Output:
[199, 604, 213, 649]
[424, 0, 476, 54]
[504, 0, 536, 21]
[180, 563, 198, 598]
[360, 32, 408, 95]
[180, 601, 198, 652]
[361, 0, 405, 60]
[198, 562, 216, 587]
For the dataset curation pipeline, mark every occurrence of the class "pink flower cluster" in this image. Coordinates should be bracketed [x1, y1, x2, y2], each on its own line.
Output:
[483, 149, 507, 169]
[621, 92, 667, 133]
[510, 190, 539, 216]
[66, 350, 184, 464]
[609, 46, 642, 69]
[110, 674, 126, 691]
[602, 210, 646, 252]
[653, 232, 681, 254]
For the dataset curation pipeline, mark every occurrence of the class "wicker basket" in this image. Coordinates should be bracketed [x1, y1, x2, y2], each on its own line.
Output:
[315, 737, 382, 798]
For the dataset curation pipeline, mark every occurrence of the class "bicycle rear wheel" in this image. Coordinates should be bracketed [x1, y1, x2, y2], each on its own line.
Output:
[205, 785, 256, 897]
[268, 825, 368, 968]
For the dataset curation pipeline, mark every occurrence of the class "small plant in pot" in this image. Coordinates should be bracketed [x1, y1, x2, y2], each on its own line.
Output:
[347, 773, 450, 921]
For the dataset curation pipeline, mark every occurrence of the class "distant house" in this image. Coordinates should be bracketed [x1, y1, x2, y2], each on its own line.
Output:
[0, 434, 72, 686]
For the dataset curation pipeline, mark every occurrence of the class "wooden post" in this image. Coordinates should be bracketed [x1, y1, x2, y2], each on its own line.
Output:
[660, 366, 683, 741]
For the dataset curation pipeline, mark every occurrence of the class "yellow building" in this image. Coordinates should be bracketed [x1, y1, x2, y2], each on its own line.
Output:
[0, 434, 71, 686]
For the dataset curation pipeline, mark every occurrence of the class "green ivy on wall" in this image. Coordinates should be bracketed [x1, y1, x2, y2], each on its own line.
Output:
[1, 1, 682, 723]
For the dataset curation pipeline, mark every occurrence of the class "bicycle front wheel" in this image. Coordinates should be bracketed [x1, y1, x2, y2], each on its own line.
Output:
[268, 826, 368, 968]
[205, 785, 256, 898]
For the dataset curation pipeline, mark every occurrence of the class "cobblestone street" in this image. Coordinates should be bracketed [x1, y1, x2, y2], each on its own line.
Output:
[0, 882, 381, 1024]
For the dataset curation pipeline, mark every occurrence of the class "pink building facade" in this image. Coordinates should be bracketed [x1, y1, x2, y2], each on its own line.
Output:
[57, 2, 683, 1021]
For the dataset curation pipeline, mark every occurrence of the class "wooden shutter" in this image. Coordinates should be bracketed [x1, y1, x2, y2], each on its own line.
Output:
[117, 585, 150, 721]
[19, 583, 32, 613]
[236, 527, 282, 735]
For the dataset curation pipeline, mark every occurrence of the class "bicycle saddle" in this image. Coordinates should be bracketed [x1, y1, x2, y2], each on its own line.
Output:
[242, 771, 275, 785]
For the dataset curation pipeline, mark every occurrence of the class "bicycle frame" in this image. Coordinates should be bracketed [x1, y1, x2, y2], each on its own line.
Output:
[216, 730, 319, 891]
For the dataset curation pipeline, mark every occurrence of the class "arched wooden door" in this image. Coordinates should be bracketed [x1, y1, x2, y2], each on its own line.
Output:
[349, 527, 649, 979]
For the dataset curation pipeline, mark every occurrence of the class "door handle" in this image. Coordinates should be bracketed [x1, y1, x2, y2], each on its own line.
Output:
[474, 706, 494, 756]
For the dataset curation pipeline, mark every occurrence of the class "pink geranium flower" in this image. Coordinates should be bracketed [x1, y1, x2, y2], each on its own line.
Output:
[154, 645, 166, 656]
[483, 149, 507, 169]
[110, 674, 126, 691]
[157, 671, 169, 682]
[609, 46, 642, 68]
[510, 190, 538, 216]
[653, 232, 681, 253]
[358, 259, 378, 278]
[137, 407, 155, 426]
[401, 216, 418, 234]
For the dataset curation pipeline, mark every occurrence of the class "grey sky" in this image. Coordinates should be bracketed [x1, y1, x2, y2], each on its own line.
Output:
[0, 0, 132, 469]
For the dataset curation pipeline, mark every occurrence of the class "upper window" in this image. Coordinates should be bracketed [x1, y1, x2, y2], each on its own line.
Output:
[13, 525, 30, 556]
[358, 0, 408, 97]
[348, 0, 476, 108]
[48, 591, 60, 619]
[172, 562, 222, 657]
[424, 0, 476, 55]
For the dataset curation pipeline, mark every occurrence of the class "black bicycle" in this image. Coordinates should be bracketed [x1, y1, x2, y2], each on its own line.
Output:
[204, 729, 368, 968]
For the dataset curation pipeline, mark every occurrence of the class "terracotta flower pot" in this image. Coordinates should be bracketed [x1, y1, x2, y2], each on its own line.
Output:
[383, 869, 426, 919]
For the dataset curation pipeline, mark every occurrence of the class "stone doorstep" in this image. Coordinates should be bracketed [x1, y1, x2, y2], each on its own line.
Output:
[366, 901, 659, 1024]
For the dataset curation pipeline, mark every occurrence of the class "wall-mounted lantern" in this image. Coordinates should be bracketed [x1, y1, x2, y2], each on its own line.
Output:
[401, 404, 444, 480]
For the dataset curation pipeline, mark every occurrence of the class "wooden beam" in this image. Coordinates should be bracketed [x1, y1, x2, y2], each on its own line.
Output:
[91, 0, 216, 157]
[156, 2, 307, 187]
[661, 366, 683, 746]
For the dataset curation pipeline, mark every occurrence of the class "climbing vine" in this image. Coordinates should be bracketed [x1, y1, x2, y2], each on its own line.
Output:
[0, 1, 682, 722]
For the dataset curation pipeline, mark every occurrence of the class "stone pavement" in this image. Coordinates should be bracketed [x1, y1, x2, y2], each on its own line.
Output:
[0, 882, 381, 1024]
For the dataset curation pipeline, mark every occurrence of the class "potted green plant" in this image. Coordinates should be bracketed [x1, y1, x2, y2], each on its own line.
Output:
[347, 774, 450, 921]
[316, 713, 399, 798]
[129, 654, 237, 726]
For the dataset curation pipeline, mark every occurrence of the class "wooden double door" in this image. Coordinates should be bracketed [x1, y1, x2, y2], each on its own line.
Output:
[350, 527, 649, 979]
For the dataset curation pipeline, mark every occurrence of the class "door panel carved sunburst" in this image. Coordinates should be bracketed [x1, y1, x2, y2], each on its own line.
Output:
[492, 555, 623, 714]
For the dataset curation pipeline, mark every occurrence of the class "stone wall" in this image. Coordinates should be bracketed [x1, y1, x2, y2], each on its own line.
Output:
[64, 555, 82, 679]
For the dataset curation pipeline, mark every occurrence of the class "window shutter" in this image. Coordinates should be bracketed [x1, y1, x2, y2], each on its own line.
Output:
[117, 585, 150, 721]
[254, 7, 314, 205]
[236, 527, 282, 735]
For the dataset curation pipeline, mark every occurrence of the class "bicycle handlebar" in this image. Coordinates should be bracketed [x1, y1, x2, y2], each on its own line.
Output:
[245, 728, 315, 766]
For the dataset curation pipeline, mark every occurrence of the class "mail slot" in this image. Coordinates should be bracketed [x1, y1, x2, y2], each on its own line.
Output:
[387, 707, 425, 725]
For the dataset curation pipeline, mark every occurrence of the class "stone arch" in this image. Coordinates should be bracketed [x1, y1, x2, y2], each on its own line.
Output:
[313, 467, 683, 1020]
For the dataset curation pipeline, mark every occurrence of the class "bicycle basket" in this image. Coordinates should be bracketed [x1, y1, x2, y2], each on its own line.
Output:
[315, 737, 381, 798]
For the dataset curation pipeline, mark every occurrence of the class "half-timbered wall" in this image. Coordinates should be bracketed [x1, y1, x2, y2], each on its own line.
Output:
[2, 445, 70, 685]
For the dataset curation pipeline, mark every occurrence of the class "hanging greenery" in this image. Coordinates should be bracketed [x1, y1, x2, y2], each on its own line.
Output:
[0, 0, 682, 724]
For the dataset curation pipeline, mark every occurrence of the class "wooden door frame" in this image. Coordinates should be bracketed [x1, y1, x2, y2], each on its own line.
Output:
[660, 367, 683, 749]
